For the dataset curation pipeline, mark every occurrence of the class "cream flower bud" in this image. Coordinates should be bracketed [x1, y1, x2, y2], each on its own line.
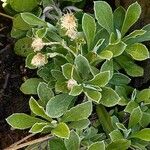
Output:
[60, 13, 77, 39]
[67, 79, 77, 90]
[31, 38, 44, 52]
[31, 53, 48, 67]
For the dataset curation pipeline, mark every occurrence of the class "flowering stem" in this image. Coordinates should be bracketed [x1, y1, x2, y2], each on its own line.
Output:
[96, 104, 114, 136]
[5, 135, 53, 150]
[0, 12, 13, 20]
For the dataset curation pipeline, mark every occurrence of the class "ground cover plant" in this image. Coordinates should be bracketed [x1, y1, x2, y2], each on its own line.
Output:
[1, 0, 150, 149]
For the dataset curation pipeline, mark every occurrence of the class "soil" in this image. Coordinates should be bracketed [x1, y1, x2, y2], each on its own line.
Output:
[0, 0, 149, 149]
[0, 8, 33, 149]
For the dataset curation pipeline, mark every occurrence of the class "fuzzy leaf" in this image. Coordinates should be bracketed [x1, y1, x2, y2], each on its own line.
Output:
[106, 139, 131, 150]
[51, 123, 70, 139]
[29, 122, 50, 133]
[29, 97, 52, 121]
[116, 55, 144, 77]
[69, 85, 83, 96]
[88, 71, 110, 87]
[109, 129, 123, 142]
[37, 82, 54, 106]
[114, 6, 126, 31]
[128, 106, 142, 128]
[131, 128, 150, 141]
[124, 100, 139, 113]
[88, 141, 105, 150]
[20, 78, 42, 94]
[64, 131, 80, 150]
[84, 89, 102, 103]
[14, 37, 33, 57]
[121, 2, 141, 36]
[110, 73, 131, 85]
[62, 101, 92, 122]
[48, 138, 67, 150]
[105, 41, 127, 57]
[25, 53, 37, 69]
[75, 54, 90, 78]
[21, 12, 47, 27]
[125, 43, 149, 61]
[46, 94, 74, 118]
[62, 63, 74, 79]
[94, 1, 114, 34]
[82, 13, 96, 51]
[100, 87, 120, 107]
[6, 113, 44, 129]
[101, 60, 113, 78]
[69, 119, 90, 130]
[99, 50, 113, 60]
[10, 0, 38, 12]
[123, 30, 146, 42]
[136, 89, 150, 104]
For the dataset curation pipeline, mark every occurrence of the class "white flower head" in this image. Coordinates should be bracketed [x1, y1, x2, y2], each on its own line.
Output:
[31, 53, 48, 67]
[60, 13, 77, 39]
[67, 79, 77, 90]
[31, 38, 44, 52]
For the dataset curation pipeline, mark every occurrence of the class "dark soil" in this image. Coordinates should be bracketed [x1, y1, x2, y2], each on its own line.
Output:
[0, 10, 32, 150]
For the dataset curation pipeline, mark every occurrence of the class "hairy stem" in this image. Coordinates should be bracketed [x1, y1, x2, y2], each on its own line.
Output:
[96, 104, 114, 136]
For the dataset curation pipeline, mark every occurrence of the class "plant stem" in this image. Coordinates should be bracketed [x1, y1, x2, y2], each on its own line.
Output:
[96, 104, 114, 136]
[5, 135, 53, 150]
[0, 12, 13, 20]
[9, 134, 35, 147]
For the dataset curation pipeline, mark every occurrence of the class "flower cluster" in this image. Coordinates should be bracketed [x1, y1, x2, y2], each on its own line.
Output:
[60, 13, 78, 40]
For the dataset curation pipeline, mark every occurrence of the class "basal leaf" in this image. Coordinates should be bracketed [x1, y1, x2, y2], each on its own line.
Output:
[20, 78, 42, 94]
[88, 71, 110, 87]
[124, 100, 139, 113]
[46, 94, 74, 118]
[37, 82, 54, 106]
[21, 12, 48, 27]
[51, 123, 70, 139]
[136, 89, 150, 104]
[100, 87, 120, 107]
[84, 89, 102, 103]
[14, 37, 33, 57]
[121, 2, 141, 36]
[62, 101, 92, 122]
[128, 106, 142, 128]
[94, 1, 114, 34]
[125, 43, 149, 61]
[6, 113, 44, 129]
[29, 122, 50, 133]
[69, 84, 83, 96]
[104, 41, 127, 57]
[69, 119, 90, 130]
[75, 54, 91, 78]
[64, 130, 80, 150]
[62, 63, 74, 79]
[82, 13, 96, 51]
[109, 129, 123, 142]
[110, 73, 131, 85]
[113, 6, 126, 31]
[131, 128, 150, 141]
[88, 141, 105, 150]
[48, 138, 67, 150]
[101, 59, 113, 78]
[10, 0, 38, 12]
[106, 139, 131, 150]
[29, 97, 52, 121]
